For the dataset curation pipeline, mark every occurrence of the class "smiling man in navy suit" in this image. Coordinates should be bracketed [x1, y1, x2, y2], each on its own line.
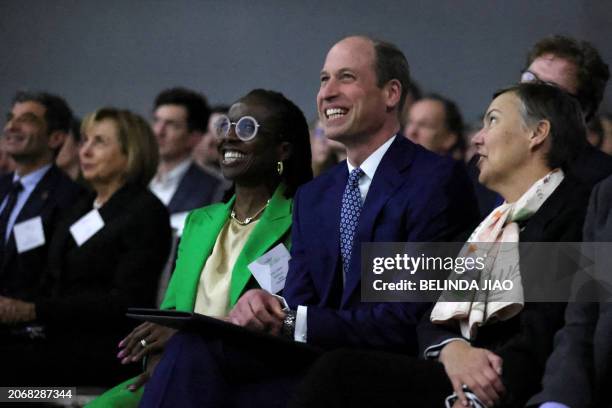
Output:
[0, 91, 83, 309]
[231, 35, 478, 350]
[140, 36, 478, 407]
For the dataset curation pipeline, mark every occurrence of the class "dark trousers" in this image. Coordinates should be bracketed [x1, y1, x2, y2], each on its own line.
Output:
[140, 331, 311, 408]
[288, 349, 453, 408]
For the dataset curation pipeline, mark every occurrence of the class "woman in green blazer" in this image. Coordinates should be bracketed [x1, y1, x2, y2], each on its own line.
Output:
[89, 89, 313, 407]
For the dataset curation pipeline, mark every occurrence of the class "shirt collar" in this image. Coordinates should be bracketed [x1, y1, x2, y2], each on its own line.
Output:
[14, 164, 52, 190]
[346, 135, 396, 180]
[155, 158, 192, 184]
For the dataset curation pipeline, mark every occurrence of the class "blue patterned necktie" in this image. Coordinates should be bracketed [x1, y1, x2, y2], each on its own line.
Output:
[340, 167, 364, 277]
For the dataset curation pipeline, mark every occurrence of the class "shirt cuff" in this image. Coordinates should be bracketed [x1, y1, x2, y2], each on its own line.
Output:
[446, 390, 485, 408]
[295, 305, 307, 343]
[272, 294, 289, 309]
[540, 403, 570, 408]
[424, 337, 470, 359]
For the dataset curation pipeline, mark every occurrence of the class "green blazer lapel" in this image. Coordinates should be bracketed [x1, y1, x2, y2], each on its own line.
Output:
[170, 198, 234, 311]
[229, 185, 292, 306]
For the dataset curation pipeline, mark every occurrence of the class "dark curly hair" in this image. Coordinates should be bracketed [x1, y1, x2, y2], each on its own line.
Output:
[526, 35, 609, 121]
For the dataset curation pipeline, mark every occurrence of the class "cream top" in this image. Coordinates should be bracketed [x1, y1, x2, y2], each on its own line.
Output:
[193, 218, 259, 317]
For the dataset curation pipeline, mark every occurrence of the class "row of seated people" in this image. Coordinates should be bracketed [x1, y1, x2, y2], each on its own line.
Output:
[90, 36, 607, 408]
[0, 102, 172, 385]
[0, 33, 609, 408]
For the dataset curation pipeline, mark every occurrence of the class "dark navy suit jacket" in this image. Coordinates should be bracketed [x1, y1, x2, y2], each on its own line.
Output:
[167, 163, 223, 214]
[569, 144, 612, 190]
[528, 174, 612, 408]
[0, 165, 83, 301]
[284, 136, 479, 353]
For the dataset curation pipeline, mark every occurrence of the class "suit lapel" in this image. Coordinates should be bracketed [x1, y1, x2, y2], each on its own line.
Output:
[4, 167, 58, 263]
[14, 166, 59, 223]
[229, 185, 292, 306]
[176, 199, 233, 310]
[342, 136, 416, 304]
[0, 176, 11, 200]
[167, 164, 195, 214]
[315, 165, 348, 303]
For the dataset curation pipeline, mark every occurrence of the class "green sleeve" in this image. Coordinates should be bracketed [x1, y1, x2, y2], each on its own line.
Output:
[85, 377, 143, 408]
[159, 211, 196, 310]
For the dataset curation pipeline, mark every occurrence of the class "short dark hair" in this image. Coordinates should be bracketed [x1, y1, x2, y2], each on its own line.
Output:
[12, 91, 73, 134]
[526, 35, 610, 121]
[370, 38, 412, 115]
[494, 82, 587, 170]
[153, 87, 211, 132]
[240, 89, 313, 198]
[210, 105, 230, 115]
[423, 93, 466, 156]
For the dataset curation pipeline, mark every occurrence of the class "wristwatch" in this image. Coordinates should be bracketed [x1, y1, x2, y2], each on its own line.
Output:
[282, 309, 297, 339]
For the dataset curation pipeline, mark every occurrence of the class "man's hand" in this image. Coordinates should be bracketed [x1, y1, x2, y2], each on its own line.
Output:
[228, 289, 285, 335]
[117, 322, 177, 364]
[439, 340, 505, 407]
[127, 352, 162, 392]
[0, 296, 35, 324]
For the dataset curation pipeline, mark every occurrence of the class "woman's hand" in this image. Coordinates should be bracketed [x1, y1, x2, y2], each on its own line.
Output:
[439, 340, 505, 407]
[0, 296, 36, 324]
[117, 322, 176, 364]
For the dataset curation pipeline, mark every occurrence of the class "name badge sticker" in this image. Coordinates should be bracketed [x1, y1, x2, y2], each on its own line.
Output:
[248, 243, 291, 294]
[70, 209, 105, 246]
[13, 216, 46, 253]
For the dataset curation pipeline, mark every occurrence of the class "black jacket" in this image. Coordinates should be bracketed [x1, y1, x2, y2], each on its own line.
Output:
[417, 176, 591, 408]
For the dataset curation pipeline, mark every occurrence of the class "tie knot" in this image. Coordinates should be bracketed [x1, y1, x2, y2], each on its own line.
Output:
[11, 180, 23, 193]
[348, 168, 363, 187]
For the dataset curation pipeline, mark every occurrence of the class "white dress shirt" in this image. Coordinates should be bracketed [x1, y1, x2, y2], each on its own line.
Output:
[149, 158, 192, 206]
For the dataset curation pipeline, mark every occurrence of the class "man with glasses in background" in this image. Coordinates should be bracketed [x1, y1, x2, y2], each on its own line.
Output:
[474, 35, 612, 217]
[520, 35, 612, 188]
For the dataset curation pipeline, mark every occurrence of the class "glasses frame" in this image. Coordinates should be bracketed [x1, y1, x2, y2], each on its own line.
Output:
[520, 70, 579, 99]
[214, 115, 261, 142]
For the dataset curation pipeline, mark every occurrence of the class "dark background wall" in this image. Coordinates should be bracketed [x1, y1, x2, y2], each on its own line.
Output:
[1, 0, 611, 125]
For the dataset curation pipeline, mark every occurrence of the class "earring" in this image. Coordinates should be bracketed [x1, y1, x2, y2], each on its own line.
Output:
[277, 161, 284, 175]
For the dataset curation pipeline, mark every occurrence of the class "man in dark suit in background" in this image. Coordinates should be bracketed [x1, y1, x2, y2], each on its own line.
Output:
[139, 35, 479, 407]
[149, 87, 224, 235]
[528, 174, 612, 408]
[0, 91, 83, 308]
[403, 93, 465, 160]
